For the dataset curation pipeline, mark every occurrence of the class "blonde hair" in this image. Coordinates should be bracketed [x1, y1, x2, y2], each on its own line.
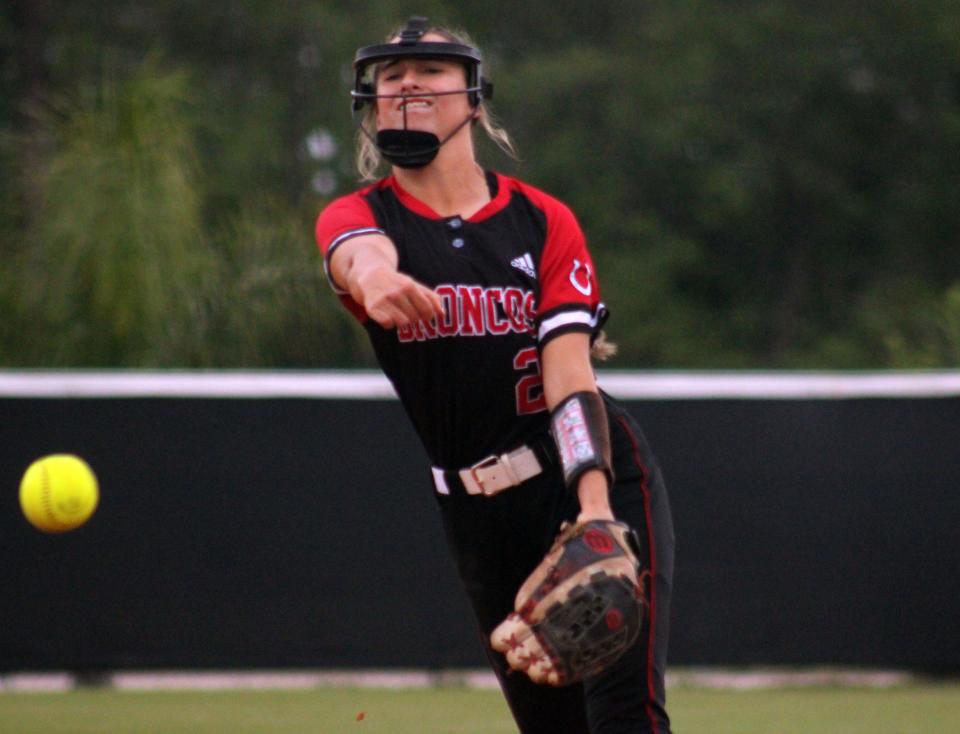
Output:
[591, 332, 618, 361]
[354, 24, 517, 181]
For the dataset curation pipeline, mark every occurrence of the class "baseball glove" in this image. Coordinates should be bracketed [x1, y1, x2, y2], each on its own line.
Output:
[490, 519, 646, 686]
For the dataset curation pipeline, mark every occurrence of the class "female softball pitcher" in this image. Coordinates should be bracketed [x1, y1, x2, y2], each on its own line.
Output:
[315, 17, 675, 734]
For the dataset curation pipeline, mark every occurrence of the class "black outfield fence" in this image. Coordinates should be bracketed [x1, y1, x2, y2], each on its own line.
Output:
[2, 371, 958, 673]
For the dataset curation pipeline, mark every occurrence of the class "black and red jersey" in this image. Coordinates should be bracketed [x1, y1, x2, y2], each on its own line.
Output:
[315, 171, 606, 469]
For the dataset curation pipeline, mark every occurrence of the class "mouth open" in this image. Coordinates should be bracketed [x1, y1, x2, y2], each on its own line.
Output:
[398, 97, 432, 111]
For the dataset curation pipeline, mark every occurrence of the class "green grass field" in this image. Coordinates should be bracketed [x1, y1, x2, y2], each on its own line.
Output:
[1, 682, 958, 734]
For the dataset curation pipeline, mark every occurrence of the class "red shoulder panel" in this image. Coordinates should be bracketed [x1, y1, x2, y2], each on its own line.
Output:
[314, 185, 383, 324]
[314, 185, 380, 256]
[508, 178, 602, 319]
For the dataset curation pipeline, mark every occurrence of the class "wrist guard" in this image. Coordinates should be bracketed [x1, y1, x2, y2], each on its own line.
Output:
[550, 391, 613, 489]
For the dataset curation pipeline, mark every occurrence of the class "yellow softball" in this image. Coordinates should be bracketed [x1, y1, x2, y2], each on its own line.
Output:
[19, 454, 99, 533]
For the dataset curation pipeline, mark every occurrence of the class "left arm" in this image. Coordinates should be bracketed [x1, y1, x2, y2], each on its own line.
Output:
[541, 332, 613, 522]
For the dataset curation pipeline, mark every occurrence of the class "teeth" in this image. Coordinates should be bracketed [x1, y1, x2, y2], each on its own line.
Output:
[401, 101, 431, 109]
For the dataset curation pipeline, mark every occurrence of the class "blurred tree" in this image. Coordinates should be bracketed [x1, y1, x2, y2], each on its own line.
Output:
[202, 196, 374, 367]
[0, 0, 958, 368]
[10, 59, 209, 365]
[498, 0, 960, 367]
[864, 281, 960, 368]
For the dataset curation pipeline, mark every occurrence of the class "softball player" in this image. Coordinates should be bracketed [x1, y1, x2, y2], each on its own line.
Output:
[316, 18, 675, 734]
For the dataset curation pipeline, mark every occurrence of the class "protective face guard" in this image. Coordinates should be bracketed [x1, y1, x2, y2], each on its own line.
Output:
[350, 16, 494, 169]
[351, 16, 493, 111]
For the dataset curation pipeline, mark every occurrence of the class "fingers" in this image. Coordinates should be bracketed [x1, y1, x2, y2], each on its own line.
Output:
[491, 612, 528, 653]
[526, 651, 562, 686]
[490, 614, 563, 686]
[403, 281, 445, 324]
[360, 271, 444, 330]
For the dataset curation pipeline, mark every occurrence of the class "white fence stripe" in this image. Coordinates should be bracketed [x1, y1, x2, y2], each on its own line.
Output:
[597, 370, 960, 399]
[1, 370, 959, 399]
[0, 667, 914, 693]
[0, 371, 398, 399]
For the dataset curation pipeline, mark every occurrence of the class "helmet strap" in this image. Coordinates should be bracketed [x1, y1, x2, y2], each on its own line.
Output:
[358, 102, 478, 170]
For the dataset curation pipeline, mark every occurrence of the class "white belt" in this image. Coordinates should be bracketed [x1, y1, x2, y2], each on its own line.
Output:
[432, 445, 544, 497]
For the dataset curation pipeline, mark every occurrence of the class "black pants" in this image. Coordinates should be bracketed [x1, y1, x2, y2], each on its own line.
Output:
[435, 398, 675, 734]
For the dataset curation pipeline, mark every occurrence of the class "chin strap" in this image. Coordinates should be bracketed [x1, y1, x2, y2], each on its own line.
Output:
[355, 92, 478, 169]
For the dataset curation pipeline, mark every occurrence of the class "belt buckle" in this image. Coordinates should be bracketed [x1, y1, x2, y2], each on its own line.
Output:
[468, 454, 502, 496]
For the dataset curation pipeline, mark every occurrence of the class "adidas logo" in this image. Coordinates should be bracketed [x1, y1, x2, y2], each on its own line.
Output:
[510, 252, 537, 279]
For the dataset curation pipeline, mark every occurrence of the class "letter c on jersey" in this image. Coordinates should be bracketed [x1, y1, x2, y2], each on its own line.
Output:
[569, 259, 593, 296]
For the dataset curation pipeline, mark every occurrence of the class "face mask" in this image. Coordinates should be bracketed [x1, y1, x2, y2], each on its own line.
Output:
[375, 130, 439, 169]
[351, 17, 493, 172]
[374, 109, 475, 169]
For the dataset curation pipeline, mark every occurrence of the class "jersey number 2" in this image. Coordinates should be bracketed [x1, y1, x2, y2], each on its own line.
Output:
[513, 347, 546, 415]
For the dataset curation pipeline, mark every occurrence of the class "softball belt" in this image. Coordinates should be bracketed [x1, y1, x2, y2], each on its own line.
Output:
[431, 436, 554, 496]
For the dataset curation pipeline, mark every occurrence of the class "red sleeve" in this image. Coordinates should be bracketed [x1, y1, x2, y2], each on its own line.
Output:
[314, 191, 382, 322]
[514, 182, 606, 347]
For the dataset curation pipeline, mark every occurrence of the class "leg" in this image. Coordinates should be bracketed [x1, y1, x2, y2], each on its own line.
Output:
[487, 647, 591, 734]
[583, 405, 675, 734]
[436, 481, 592, 734]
